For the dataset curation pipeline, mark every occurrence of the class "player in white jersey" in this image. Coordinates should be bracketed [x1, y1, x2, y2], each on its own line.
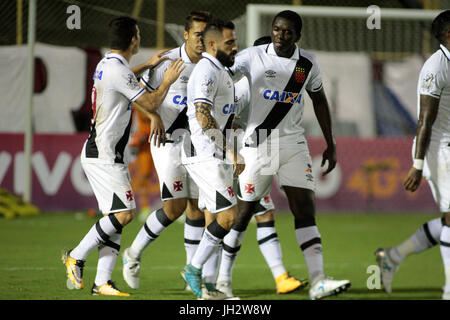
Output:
[376, 10, 450, 299]
[180, 19, 245, 300]
[215, 36, 307, 297]
[62, 16, 185, 296]
[221, 11, 350, 300]
[120, 11, 213, 293]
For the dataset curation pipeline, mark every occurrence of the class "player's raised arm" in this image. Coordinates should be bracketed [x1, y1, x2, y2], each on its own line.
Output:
[131, 49, 170, 77]
[134, 58, 185, 113]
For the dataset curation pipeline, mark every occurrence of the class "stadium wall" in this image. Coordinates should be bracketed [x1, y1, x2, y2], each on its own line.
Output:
[0, 133, 437, 213]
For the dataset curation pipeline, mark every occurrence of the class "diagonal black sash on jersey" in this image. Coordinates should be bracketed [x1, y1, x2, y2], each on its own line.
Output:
[250, 55, 313, 147]
[165, 106, 189, 143]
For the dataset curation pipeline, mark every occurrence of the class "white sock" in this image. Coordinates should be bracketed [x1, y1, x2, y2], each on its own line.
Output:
[95, 232, 121, 286]
[257, 221, 286, 279]
[440, 224, 450, 291]
[295, 225, 324, 284]
[71, 214, 122, 261]
[191, 220, 228, 270]
[217, 229, 246, 283]
[184, 217, 205, 264]
[129, 209, 172, 259]
[203, 243, 221, 284]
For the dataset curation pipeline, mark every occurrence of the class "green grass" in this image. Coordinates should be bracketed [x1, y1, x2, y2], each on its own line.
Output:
[0, 211, 444, 300]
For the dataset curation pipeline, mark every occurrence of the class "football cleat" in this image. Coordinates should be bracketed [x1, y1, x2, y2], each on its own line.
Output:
[309, 277, 351, 300]
[275, 272, 308, 294]
[122, 247, 141, 289]
[180, 264, 203, 298]
[91, 280, 130, 296]
[375, 248, 399, 294]
[61, 249, 84, 290]
[216, 280, 234, 298]
[198, 283, 229, 300]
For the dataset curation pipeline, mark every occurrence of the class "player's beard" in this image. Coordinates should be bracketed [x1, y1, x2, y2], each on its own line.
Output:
[216, 49, 236, 68]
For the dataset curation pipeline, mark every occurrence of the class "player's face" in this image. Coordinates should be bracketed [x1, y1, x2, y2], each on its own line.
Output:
[216, 28, 238, 67]
[271, 17, 299, 57]
[185, 21, 208, 56]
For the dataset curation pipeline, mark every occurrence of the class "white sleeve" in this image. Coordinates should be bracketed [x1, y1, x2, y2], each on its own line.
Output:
[228, 48, 251, 81]
[140, 59, 169, 92]
[234, 77, 250, 116]
[192, 65, 218, 106]
[112, 65, 146, 102]
[418, 57, 445, 98]
[305, 55, 323, 92]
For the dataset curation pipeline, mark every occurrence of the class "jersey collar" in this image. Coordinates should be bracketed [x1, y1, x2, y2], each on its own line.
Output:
[266, 43, 300, 60]
[202, 52, 225, 70]
[440, 44, 450, 61]
[180, 43, 193, 63]
[105, 51, 130, 68]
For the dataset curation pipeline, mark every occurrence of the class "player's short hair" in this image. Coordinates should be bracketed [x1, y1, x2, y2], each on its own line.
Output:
[253, 35, 271, 46]
[272, 10, 302, 37]
[204, 18, 235, 39]
[184, 11, 212, 31]
[431, 10, 450, 44]
[108, 16, 138, 51]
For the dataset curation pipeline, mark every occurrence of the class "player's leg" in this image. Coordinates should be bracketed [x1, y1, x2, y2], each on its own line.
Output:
[181, 160, 237, 299]
[279, 148, 350, 300]
[253, 202, 307, 294]
[122, 143, 189, 289]
[63, 162, 134, 296]
[441, 212, 450, 299]
[184, 189, 204, 266]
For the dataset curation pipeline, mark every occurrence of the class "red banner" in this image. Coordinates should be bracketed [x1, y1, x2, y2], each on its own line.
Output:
[0, 134, 438, 213]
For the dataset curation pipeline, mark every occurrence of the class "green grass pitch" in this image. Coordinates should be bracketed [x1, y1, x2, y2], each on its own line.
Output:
[0, 211, 444, 300]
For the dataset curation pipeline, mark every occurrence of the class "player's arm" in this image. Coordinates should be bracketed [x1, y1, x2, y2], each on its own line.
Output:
[131, 102, 166, 147]
[195, 102, 245, 175]
[403, 95, 439, 192]
[134, 58, 185, 113]
[131, 49, 169, 77]
[307, 87, 336, 176]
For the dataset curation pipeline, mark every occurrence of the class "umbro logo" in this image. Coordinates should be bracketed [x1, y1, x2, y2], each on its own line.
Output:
[265, 70, 276, 78]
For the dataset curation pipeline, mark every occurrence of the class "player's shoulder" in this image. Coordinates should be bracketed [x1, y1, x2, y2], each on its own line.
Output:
[299, 48, 318, 65]
[238, 44, 266, 58]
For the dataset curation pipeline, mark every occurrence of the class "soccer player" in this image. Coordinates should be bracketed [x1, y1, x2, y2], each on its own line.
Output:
[121, 11, 212, 293]
[220, 10, 351, 300]
[180, 19, 245, 299]
[216, 37, 307, 296]
[62, 16, 185, 296]
[376, 10, 450, 299]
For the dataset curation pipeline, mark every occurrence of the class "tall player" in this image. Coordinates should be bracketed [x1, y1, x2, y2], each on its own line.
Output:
[61, 16, 185, 296]
[121, 11, 212, 292]
[180, 19, 245, 299]
[216, 36, 307, 297]
[376, 10, 450, 299]
[221, 10, 351, 300]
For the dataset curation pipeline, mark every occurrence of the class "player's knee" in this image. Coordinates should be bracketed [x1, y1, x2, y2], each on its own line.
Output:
[444, 212, 450, 226]
[217, 205, 238, 231]
[113, 209, 136, 226]
[186, 199, 204, 220]
[254, 210, 274, 223]
[163, 198, 187, 220]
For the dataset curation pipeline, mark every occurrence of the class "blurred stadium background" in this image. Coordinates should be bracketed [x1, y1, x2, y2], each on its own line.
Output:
[0, 0, 448, 216]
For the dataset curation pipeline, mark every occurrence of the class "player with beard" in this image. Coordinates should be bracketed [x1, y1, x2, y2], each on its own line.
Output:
[180, 19, 244, 300]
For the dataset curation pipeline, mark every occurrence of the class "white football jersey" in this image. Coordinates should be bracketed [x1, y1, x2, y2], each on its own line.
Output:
[140, 43, 196, 139]
[82, 52, 146, 164]
[229, 43, 323, 147]
[184, 52, 235, 163]
[417, 44, 450, 144]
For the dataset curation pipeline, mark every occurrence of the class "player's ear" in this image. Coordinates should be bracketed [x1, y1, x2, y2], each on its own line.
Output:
[183, 30, 189, 41]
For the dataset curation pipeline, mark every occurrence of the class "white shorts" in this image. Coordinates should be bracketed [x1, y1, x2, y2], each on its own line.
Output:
[81, 162, 136, 214]
[238, 145, 315, 202]
[184, 159, 236, 214]
[151, 142, 199, 201]
[253, 194, 275, 216]
[421, 141, 450, 212]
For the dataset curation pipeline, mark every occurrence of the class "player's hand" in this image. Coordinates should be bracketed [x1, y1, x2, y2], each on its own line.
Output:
[146, 49, 170, 69]
[148, 113, 166, 147]
[403, 167, 423, 192]
[163, 58, 186, 85]
[321, 145, 337, 176]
